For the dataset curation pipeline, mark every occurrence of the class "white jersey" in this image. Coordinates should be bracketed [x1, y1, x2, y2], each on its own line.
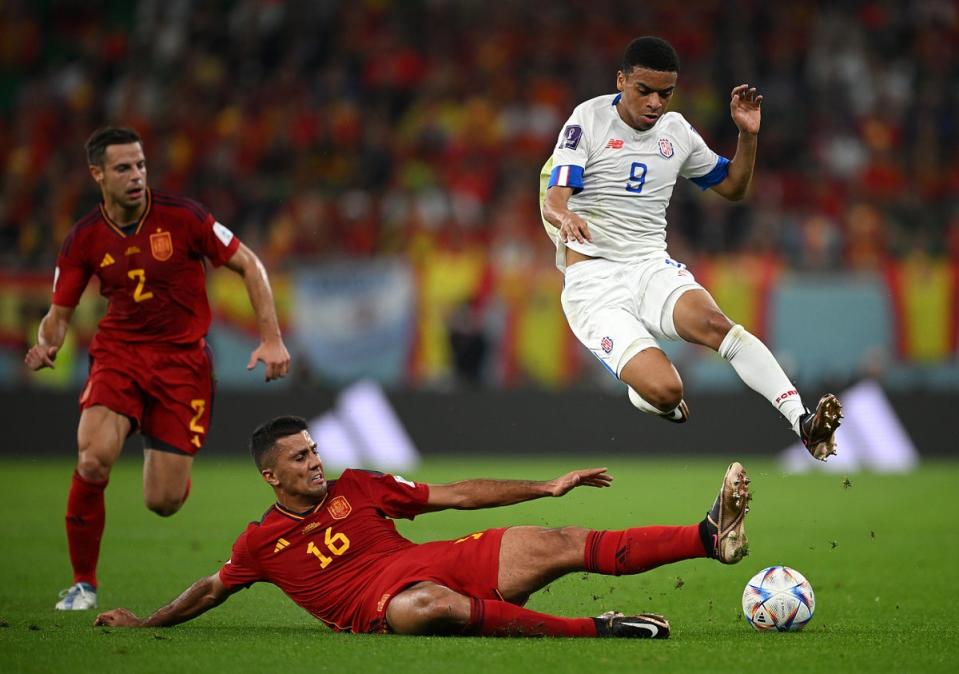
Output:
[539, 94, 729, 271]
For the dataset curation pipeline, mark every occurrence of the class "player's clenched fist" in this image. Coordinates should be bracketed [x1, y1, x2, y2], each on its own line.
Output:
[24, 344, 59, 370]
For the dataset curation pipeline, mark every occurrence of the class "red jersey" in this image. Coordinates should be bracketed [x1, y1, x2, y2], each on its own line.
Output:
[52, 189, 240, 346]
[219, 470, 431, 632]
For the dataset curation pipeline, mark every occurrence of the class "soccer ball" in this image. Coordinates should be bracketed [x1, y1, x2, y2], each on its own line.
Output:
[742, 565, 815, 631]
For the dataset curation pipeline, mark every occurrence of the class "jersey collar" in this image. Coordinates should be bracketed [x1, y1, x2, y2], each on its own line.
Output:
[273, 493, 328, 521]
[99, 188, 152, 238]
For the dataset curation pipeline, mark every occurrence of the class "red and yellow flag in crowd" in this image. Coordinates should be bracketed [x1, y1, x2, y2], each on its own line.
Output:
[695, 254, 782, 341]
[885, 254, 959, 361]
[406, 238, 492, 385]
[209, 271, 292, 336]
[496, 266, 580, 389]
[404, 229, 581, 388]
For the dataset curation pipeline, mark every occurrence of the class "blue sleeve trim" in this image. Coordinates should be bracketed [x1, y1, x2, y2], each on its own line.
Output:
[548, 165, 585, 193]
[690, 156, 730, 190]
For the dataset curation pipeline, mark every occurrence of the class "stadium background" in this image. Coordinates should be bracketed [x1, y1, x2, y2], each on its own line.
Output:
[1, 0, 956, 459]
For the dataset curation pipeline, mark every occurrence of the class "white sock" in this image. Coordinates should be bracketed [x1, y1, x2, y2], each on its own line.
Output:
[627, 386, 682, 417]
[627, 386, 661, 414]
[718, 325, 805, 434]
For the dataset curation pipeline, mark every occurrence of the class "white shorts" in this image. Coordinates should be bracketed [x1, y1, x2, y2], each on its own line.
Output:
[561, 254, 703, 377]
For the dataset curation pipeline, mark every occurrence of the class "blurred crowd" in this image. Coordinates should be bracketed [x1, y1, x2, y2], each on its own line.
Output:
[1, 0, 957, 273]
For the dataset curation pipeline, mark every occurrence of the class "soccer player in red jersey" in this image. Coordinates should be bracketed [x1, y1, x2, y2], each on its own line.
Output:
[24, 127, 291, 611]
[94, 416, 751, 638]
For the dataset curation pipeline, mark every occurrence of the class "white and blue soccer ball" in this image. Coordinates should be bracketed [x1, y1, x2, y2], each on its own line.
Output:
[742, 565, 816, 631]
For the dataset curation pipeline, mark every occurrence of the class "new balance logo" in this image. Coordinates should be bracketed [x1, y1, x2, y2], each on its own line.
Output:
[606, 139, 624, 149]
[273, 538, 290, 553]
[99, 253, 115, 268]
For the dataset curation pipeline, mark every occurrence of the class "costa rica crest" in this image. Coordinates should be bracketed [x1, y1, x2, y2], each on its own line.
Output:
[150, 229, 173, 261]
[658, 137, 674, 158]
[601, 336, 614, 354]
[327, 496, 352, 520]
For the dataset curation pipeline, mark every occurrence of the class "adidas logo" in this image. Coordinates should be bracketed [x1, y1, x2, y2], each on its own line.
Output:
[273, 538, 290, 553]
[100, 253, 115, 268]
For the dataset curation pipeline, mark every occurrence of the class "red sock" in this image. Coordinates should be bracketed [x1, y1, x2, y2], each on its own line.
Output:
[463, 598, 598, 637]
[65, 471, 108, 587]
[584, 525, 706, 576]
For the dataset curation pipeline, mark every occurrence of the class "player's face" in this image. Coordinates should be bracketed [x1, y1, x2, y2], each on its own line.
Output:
[267, 431, 328, 502]
[615, 67, 677, 131]
[90, 143, 148, 211]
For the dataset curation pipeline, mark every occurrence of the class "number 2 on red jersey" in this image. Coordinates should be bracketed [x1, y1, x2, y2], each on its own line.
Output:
[127, 268, 154, 302]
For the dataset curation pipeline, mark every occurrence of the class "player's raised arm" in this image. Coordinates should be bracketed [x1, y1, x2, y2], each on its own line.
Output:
[710, 84, 762, 201]
[94, 572, 238, 628]
[24, 305, 74, 370]
[223, 241, 291, 382]
[424, 468, 613, 512]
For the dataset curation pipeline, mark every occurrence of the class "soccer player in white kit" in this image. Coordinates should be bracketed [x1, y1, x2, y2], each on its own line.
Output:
[540, 36, 841, 460]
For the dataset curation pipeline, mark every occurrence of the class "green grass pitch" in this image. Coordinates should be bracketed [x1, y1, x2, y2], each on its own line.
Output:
[1, 456, 956, 673]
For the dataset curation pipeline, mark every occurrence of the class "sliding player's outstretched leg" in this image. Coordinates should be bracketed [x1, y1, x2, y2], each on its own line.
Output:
[700, 461, 751, 564]
[593, 611, 671, 638]
[386, 581, 670, 638]
[425, 462, 753, 638]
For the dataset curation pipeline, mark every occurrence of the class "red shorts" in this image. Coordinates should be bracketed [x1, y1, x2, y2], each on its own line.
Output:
[80, 338, 215, 456]
[355, 527, 508, 634]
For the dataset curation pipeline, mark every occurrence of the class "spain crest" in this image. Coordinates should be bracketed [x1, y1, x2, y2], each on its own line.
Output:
[150, 229, 173, 261]
[327, 496, 352, 520]
[658, 138, 674, 158]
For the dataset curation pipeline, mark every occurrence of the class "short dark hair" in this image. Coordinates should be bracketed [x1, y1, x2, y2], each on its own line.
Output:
[622, 36, 680, 74]
[250, 416, 309, 470]
[85, 127, 142, 166]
